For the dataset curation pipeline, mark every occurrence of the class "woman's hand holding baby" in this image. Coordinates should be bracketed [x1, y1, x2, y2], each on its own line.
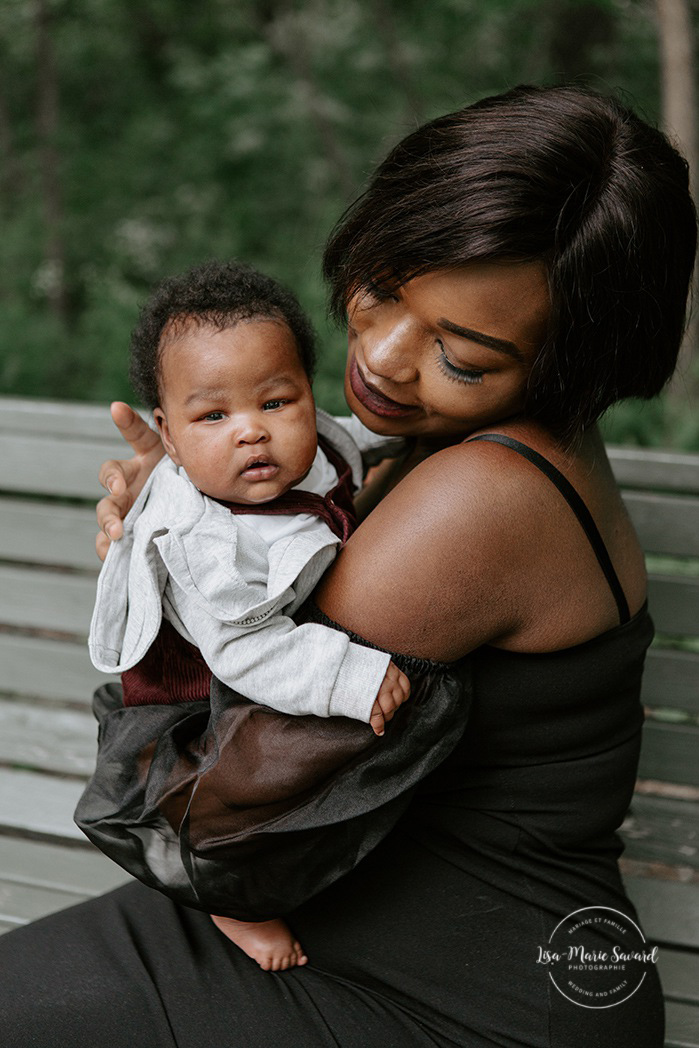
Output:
[370, 662, 410, 736]
[96, 402, 165, 560]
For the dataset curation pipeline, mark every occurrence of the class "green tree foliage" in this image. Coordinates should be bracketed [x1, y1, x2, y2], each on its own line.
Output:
[0, 0, 694, 443]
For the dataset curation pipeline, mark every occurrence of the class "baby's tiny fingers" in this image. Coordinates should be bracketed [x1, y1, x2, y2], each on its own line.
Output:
[376, 690, 397, 715]
[370, 713, 385, 736]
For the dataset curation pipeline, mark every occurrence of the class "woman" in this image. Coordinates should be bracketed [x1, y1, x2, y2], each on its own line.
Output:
[1, 84, 694, 1047]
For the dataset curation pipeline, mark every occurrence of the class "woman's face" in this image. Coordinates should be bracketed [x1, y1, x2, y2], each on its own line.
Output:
[344, 262, 550, 444]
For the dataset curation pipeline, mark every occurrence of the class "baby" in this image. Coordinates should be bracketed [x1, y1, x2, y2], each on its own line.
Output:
[89, 261, 410, 972]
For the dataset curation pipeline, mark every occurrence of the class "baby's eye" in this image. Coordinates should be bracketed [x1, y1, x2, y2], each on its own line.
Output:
[262, 399, 288, 411]
[201, 411, 225, 422]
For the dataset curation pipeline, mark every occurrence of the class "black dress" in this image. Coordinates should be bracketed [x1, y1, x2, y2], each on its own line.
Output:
[0, 437, 664, 1048]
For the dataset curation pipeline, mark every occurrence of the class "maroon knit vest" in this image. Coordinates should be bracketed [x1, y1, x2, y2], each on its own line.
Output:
[121, 436, 357, 707]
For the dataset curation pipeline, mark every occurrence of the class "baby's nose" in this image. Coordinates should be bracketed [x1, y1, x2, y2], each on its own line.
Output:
[235, 420, 269, 445]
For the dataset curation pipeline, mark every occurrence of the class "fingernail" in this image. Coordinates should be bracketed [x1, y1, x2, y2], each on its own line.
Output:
[105, 524, 115, 539]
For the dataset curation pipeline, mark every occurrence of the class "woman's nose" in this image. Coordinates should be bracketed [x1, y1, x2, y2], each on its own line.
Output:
[361, 316, 419, 384]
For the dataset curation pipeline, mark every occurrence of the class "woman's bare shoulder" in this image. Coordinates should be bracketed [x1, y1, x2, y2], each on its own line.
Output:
[316, 434, 554, 660]
[316, 424, 645, 661]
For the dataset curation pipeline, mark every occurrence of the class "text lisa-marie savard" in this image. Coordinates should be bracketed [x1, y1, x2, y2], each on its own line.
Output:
[536, 945, 659, 967]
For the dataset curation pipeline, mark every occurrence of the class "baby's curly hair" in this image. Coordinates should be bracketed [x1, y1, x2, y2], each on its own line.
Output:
[129, 260, 317, 409]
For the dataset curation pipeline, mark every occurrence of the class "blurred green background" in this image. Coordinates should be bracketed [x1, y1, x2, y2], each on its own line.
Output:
[1, 0, 697, 446]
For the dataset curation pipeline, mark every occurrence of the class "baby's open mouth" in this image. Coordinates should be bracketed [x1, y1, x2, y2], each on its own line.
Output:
[240, 457, 280, 480]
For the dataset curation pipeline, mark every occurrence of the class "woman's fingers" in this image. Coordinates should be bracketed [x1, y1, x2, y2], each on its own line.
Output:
[97, 404, 163, 494]
[95, 530, 110, 563]
[98, 458, 128, 496]
[95, 403, 166, 559]
[96, 488, 134, 538]
[96, 485, 138, 560]
[110, 401, 160, 456]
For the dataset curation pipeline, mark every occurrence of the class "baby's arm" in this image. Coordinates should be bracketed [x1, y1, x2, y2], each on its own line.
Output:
[165, 579, 410, 733]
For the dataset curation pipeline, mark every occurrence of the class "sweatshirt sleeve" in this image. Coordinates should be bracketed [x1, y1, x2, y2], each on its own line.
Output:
[165, 575, 391, 722]
[330, 413, 407, 468]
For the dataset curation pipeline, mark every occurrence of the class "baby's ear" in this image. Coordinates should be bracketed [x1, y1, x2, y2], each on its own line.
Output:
[153, 407, 180, 465]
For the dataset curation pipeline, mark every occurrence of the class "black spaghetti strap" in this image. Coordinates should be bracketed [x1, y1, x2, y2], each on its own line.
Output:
[466, 433, 631, 625]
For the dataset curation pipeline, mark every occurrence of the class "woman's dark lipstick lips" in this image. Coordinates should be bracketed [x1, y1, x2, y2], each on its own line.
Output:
[349, 357, 419, 419]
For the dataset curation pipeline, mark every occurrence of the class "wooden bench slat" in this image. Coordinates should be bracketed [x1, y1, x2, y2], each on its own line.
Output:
[0, 633, 113, 705]
[0, 836, 129, 896]
[0, 397, 130, 441]
[665, 1000, 699, 1048]
[658, 949, 699, 1006]
[620, 795, 699, 870]
[648, 575, 699, 639]
[609, 446, 699, 494]
[0, 433, 133, 499]
[0, 768, 86, 842]
[638, 722, 699, 786]
[624, 877, 699, 949]
[0, 498, 99, 570]
[0, 699, 97, 777]
[643, 649, 699, 715]
[0, 564, 97, 635]
[623, 491, 699, 558]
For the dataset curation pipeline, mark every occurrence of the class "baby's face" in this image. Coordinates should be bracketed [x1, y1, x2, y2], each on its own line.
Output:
[154, 318, 317, 504]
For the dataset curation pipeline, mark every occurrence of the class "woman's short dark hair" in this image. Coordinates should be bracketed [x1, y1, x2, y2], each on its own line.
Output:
[323, 85, 697, 440]
[130, 260, 317, 409]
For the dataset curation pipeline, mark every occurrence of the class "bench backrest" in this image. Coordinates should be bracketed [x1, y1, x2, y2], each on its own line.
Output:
[608, 447, 699, 791]
[0, 398, 124, 708]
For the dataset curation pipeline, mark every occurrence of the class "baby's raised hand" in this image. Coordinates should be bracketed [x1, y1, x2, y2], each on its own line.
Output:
[370, 662, 411, 736]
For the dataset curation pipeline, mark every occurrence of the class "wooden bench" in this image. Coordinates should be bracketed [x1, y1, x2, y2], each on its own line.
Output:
[613, 446, 699, 1048]
[0, 394, 697, 1045]
[0, 396, 131, 932]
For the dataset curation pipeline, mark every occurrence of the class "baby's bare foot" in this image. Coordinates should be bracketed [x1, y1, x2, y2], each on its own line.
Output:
[210, 914, 308, 972]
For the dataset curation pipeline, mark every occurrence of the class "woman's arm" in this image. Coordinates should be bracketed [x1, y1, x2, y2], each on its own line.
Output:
[313, 434, 635, 662]
[314, 440, 530, 662]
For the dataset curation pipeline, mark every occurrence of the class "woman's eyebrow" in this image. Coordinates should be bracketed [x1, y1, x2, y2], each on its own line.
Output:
[438, 318, 525, 362]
